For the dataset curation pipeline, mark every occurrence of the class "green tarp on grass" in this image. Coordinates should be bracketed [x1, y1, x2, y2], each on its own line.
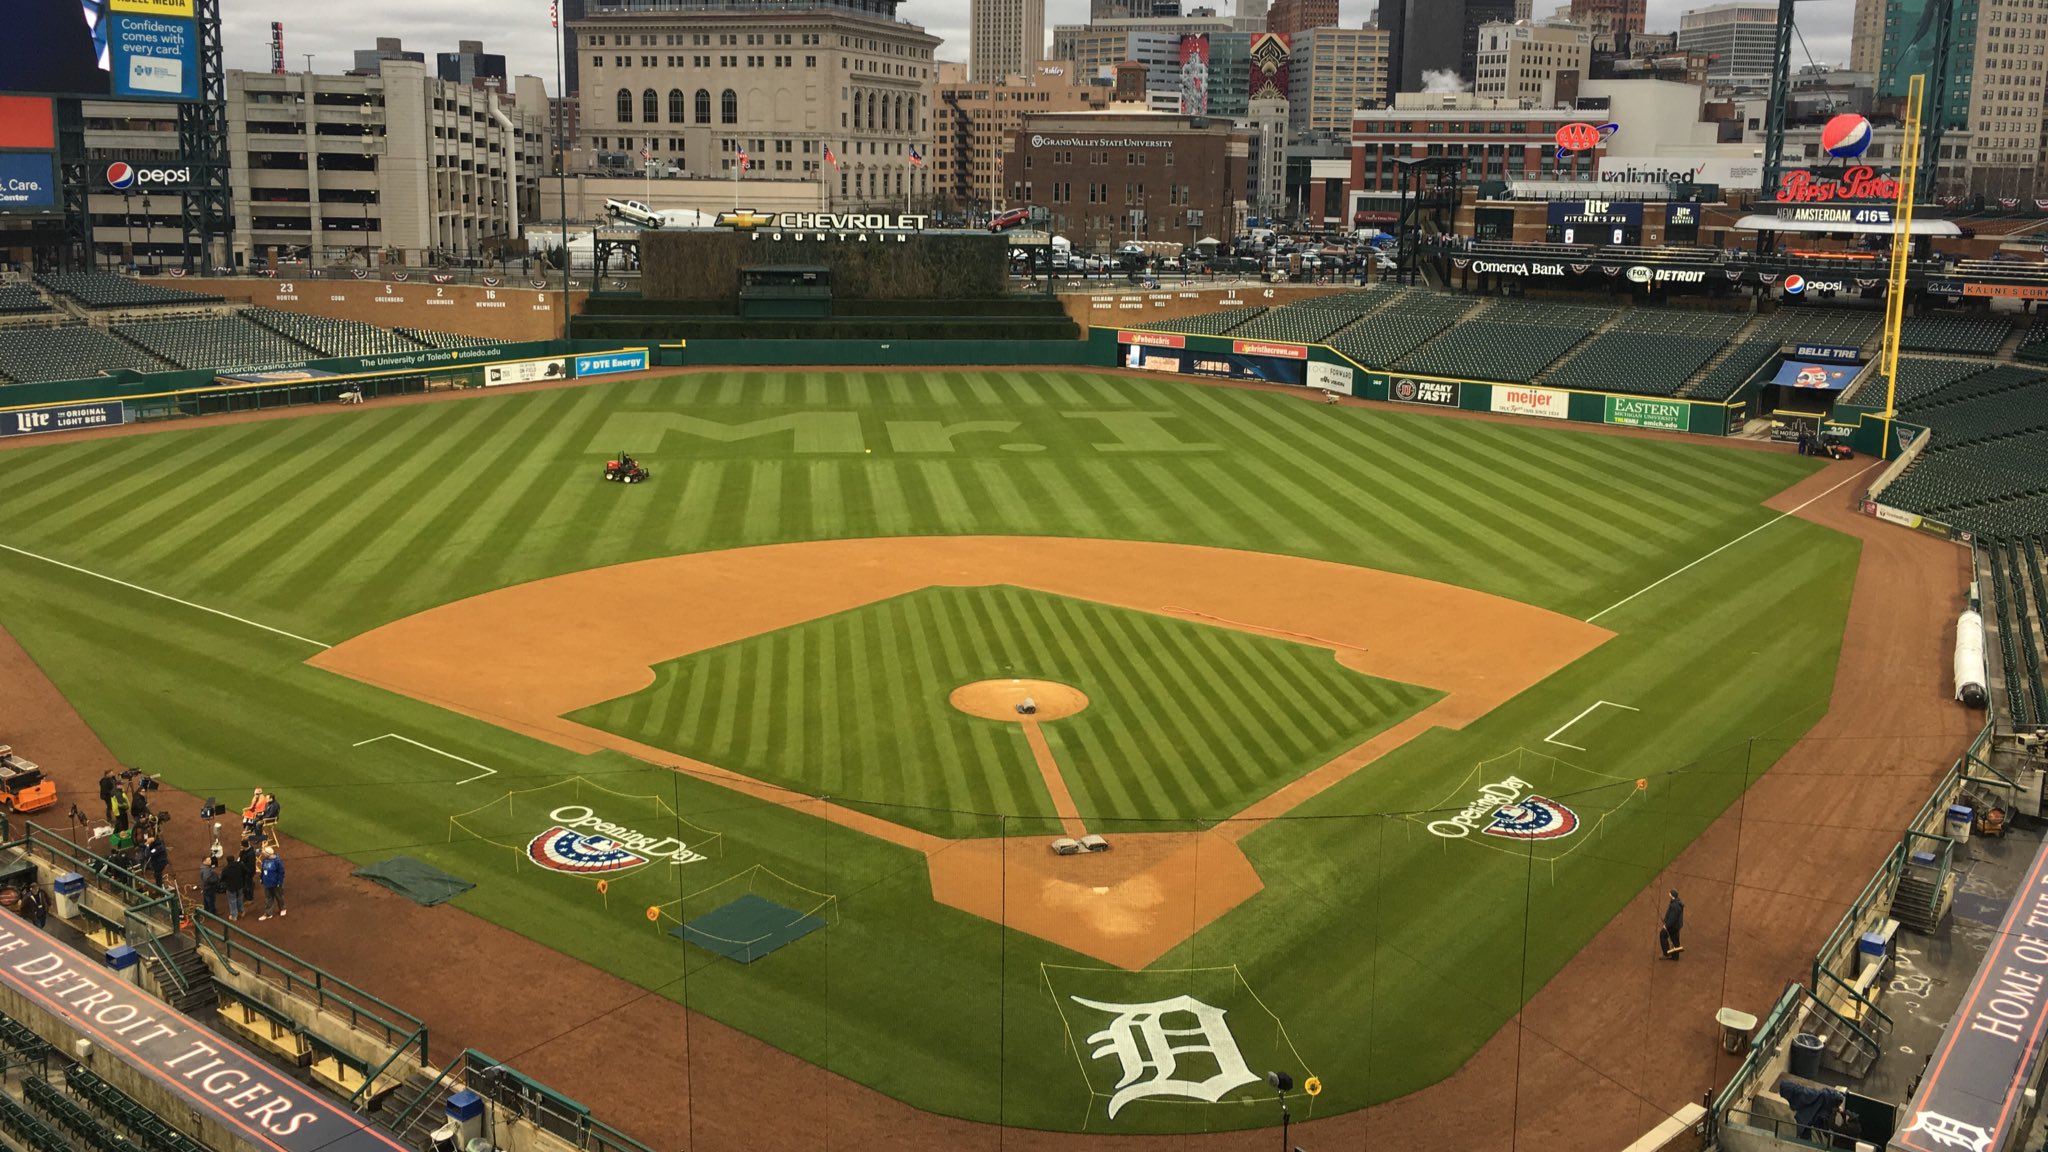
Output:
[352, 856, 474, 906]
[671, 893, 827, 963]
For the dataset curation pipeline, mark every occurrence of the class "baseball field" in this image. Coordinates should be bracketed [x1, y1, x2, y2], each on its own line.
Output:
[0, 368, 1859, 1133]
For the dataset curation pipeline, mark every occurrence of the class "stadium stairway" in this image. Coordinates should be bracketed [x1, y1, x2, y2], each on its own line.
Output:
[140, 933, 217, 1015]
[1676, 311, 1768, 398]
[1998, 317, 2038, 360]
[1527, 307, 1629, 383]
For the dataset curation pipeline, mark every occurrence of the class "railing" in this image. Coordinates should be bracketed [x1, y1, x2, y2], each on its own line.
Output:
[0, 818, 178, 911]
[1713, 980, 1806, 1126]
[1810, 841, 1904, 995]
[123, 893, 189, 1001]
[189, 909, 427, 1064]
[1811, 966, 1892, 1061]
[382, 1050, 466, 1133]
[464, 1051, 656, 1152]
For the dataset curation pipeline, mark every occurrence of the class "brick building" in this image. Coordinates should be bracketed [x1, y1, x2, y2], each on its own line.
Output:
[1266, 0, 1340, 36]
[1005, 112, 1248, 248]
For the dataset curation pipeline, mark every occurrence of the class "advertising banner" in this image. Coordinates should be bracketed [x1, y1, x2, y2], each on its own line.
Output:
[1388, 376, 1460, 407]
[1122, 343, 1307, 385]
[574, 349, 649, 377]
[0, 96, 56, 148]
[483, 358, 570, 386]
[112, 0, 196, 14]
[1545, 200, 1644, 229]
[0, 153, 57, 211]
[1490, 385, 1568, 420]
[1604, 395, 1690, 431]
[1178, 35, 1210, 116]
[1307, 362, 1355, 395]
[1791, 343, 1863, 363]
[1964, 283, 2048, 301]
[110, 13, 198, 99]
[1232, 339, 1307, 360]
[1118, 330, 1184, 349]
[0, 401, 123, 436]
[1770, 360, 1857, 390]
[0, 920, 413, 1152]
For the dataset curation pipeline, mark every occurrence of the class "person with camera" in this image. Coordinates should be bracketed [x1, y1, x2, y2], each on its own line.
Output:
[197, 853, 221, 918]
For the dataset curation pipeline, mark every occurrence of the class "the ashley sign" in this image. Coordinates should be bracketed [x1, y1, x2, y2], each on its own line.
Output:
[0, 922, 408, 1152]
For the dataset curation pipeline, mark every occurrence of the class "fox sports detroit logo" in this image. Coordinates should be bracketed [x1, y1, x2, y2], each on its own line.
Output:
[527, 827, 647, 874]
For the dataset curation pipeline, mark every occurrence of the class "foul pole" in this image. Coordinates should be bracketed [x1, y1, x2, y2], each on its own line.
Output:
[1879, 73, 1924, 460]
[554, 1, 569, 341]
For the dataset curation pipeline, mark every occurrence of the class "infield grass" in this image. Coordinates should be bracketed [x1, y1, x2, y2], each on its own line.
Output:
[0, 369, 1856, 1132]
[570, 584, 1442, 838]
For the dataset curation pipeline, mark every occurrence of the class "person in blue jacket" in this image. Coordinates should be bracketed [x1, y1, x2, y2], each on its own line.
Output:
[257, 846, 287, 920]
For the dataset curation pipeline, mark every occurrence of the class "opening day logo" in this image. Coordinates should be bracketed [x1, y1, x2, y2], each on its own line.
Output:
[526, 805, 709, 874]
[1428, 777, 1581, 841]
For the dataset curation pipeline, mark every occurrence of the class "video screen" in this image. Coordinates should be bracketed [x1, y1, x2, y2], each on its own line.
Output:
[0, 0, 198, 101]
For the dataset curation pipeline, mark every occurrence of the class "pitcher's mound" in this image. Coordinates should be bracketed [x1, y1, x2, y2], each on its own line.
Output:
[950, 679, 1089, 722]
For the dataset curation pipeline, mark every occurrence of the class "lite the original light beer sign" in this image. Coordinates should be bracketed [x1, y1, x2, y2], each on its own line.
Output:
[717, 210, 930, 243]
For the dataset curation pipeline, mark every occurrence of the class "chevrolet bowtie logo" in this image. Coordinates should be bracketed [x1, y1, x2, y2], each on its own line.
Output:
[717, 209, 777, 230]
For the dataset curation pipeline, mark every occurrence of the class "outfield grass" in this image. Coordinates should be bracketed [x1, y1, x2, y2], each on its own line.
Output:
[0, 370, 1855, 1132]
[570, 585, 1442, 838]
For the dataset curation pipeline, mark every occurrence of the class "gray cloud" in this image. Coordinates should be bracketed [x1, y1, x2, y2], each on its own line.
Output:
[221, 0, 1852, 93]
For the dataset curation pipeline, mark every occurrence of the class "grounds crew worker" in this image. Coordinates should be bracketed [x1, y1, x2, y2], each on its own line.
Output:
[1659, 890, 1685, 958]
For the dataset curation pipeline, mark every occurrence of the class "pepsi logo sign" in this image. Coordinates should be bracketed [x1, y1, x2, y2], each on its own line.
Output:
[105, 162, 192, 190]
[1783, 274, 1806, 295]
[1821, 113, 1873, 160]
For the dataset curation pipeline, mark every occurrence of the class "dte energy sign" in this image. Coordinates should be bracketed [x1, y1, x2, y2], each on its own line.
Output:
[575, 349, 649, 378]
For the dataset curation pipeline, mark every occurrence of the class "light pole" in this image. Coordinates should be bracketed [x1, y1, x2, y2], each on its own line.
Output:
[141, 196, 152, 271]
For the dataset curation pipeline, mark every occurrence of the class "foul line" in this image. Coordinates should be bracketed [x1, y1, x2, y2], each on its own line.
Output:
[1585, 460, 1882, 624]
[1543, 699, 1640, 752]
[0, 542, 331, 649]
[353, 733, 499, 784]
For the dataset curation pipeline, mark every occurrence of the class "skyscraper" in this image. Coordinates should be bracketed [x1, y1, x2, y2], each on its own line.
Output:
[1381, 0, 1517, 91]
[972, 0, 1049, 81]
[1568, 0, 1646, 36]
[560, 0, 588, 96]
[1266, 0, 1339, 36]
[1674, 4, 1777, 88]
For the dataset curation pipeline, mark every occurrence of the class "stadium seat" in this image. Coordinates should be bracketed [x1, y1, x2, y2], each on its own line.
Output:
[1229, 294, 1390, 344]
[1326, 292, 1475, 369]
[0, 283, 52, 315]
[1900, 313, 2013, 356]
[396, 327, 503, 350]
[0, 323, 169, 384]
[36, 271, 221, 309]
[1141, 305, 1269, 337]
[244, 307, 431, 358]
[114, 316, 314, 372]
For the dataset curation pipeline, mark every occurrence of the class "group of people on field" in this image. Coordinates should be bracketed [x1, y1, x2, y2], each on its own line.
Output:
[197, 788, 288, 921]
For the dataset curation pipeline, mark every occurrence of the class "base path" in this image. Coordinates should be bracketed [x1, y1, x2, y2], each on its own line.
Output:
[1, 457, 1974, 1152]
[314, 536, 1607, 967]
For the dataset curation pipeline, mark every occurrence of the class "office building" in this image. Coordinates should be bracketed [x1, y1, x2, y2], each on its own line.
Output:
[1005, 111, 1248, 245]
[561, 0, 591, 96]
[1849, 0, 1884, 75]
[1567, 0, 1645, 36]
[1675, 4, 1778, 88]
[569, 0, 941, 209]
[1267, 0, 1340, 37]
[1381, 0, 1519, 92]
[351, 37, 426, 76]
[77, 62, 550, 270]
[1869, 0, 2040, 192]
[932, 64, 1112, 213]
[1288, 27, 1391, 134]
[971, 0, 1049, 82]
[439, 40, 510, 92]
[1472, 20, 1590, 105]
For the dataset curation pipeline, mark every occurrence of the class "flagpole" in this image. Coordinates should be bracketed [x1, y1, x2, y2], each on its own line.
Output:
[553, 0, 567, 342]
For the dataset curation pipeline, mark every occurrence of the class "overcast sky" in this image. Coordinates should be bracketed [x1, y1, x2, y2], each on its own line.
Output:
[220, 0, 1854, 93]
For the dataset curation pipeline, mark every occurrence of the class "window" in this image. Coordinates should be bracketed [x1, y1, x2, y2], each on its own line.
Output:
[669, 89, 685, 123]
[696, 89, 712, 124]
[643, 89, 659, 123]
[616, 89, 633, 123]
[721, 89, 738, 124]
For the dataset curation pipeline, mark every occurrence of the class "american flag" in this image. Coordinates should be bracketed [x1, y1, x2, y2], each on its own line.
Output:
[908, 146, 925, 168]
[822, 145, 839, 167]
[736, 146, 749, 171]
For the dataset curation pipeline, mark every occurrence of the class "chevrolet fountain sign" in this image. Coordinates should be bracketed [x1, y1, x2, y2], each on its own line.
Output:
[718, 210, 931, 242]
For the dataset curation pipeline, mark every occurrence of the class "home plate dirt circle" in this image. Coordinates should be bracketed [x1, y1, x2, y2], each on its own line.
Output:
[948, 679, 1090, 721]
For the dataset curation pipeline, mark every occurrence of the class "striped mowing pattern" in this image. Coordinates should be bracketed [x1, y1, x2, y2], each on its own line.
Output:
[0, 370, 1815, 642]
[570, 586, 1441, 839]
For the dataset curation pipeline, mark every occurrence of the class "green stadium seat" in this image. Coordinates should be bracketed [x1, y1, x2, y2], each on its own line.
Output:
[1899, 313, 2013, 355]
[36, 271, 221, 309]
[396, 327, 502, 350]
[0, 323, 170, 384]
[113, 316, 314, 372]
[244, 307, 431, 358]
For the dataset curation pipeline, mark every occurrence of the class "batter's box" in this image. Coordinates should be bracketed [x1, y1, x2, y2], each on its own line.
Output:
[1043, 964, 1314, 1130]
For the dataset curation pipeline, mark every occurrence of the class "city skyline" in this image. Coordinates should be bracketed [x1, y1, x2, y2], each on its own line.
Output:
[217, 0, 1855, 95]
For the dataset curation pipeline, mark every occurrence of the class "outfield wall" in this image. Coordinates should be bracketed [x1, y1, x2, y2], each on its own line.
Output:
[1061, 284, 1367, 333]
[178, 279, 578, 343]
[1116, 329, 1744, 437]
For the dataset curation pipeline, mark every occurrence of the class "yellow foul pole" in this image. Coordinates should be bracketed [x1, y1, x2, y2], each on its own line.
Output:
[1880, 73, 1924, 460]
